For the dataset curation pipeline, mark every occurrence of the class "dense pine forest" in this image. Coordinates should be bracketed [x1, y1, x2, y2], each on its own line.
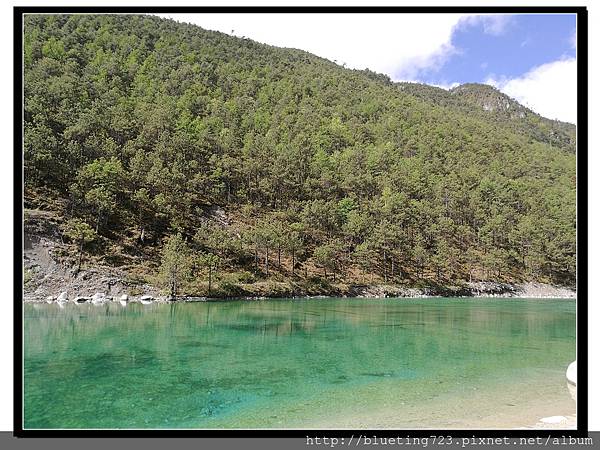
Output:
[23, 14, 576, 297]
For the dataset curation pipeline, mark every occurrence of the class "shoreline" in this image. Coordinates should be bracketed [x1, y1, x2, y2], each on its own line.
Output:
[24, 295, 577, 304]
[531, 414, 576, 430]
[24, 282, 576, 304]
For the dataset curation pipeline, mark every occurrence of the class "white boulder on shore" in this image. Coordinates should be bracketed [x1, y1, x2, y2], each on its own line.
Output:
[140, 295, 154, 305]
[91, 292, 107, 304]
[56, 292, 68, 303]
[45, 296, 54, 304]
[567, 361, 577, 402]
[119, 294, 128, 306]
[567, 361, 576, 386]
[540, 416, 568, 424]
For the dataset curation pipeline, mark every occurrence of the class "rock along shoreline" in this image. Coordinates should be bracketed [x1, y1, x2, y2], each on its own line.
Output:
[23, 280, 576, 304]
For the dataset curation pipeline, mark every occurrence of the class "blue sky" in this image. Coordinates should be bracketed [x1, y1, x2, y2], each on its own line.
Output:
[161, 13, 578, 123]
[418, 14, 576, 89]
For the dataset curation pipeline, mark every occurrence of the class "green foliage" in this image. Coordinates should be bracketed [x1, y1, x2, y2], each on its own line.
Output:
[24, 14, 576, 288]
[62, 218, 97, 273]
[313, 241, 344, 280]
[159, 233, 192, 297]
[194, 222, 235, 257]
[196, 251, 221, 294]
[24, 268, 34, 285]
[41, 37, 66, 60]
[70, 157, 126, 232]
[63, 218, 96, 245]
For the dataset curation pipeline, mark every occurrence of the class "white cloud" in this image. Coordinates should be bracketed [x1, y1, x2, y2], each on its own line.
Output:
[486, 58, 576, 124]
[158, 13, 464, 81]
[430, 81, 460, 91]
[457, 14, 514, 36]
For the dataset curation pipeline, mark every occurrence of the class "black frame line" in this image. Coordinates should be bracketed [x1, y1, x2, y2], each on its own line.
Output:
[13, 5, 589, 438]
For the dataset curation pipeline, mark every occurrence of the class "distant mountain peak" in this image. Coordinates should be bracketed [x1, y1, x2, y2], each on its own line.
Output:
[397, 81, 575, 152]
[450, 83, 528, 118]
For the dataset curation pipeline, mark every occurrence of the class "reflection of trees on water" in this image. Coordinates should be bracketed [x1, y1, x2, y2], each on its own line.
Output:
[26, 299, 575, 373]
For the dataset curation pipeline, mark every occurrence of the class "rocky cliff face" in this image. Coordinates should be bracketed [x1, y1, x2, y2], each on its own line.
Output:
[24, 210, 160, 302]
[450, 83, 529, 118]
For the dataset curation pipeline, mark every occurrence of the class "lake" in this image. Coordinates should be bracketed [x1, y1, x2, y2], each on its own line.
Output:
[23, 298, 576, 429]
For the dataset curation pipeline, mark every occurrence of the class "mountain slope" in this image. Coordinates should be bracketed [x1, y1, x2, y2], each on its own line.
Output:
[398, 82, 576, 152]
[23, 14, 576, 297]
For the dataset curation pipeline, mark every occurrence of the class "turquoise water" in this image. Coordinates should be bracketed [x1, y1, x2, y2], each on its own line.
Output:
[24, 298, 576, 429]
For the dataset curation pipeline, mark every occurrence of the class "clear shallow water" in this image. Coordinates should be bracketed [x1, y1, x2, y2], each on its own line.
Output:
[24, 298, 576, 429]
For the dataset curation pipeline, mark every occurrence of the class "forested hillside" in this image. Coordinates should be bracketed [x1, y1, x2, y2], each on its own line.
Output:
[23, 14, 576, 297]
[398, 82, 576, 152]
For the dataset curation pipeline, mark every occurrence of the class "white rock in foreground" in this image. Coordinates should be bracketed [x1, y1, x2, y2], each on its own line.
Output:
[119, 294, 129, 306]
[140, 295, 154, 305]
[56, 292, 68, 303]
[540, 416, 568, 424]
[91, 292, 106, 304]
[45, 296, 54, 304]
[567, 361, 577, 386]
